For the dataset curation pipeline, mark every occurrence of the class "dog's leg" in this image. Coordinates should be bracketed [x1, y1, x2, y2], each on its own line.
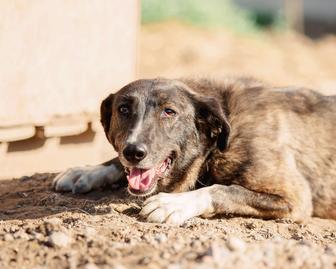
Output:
[140, 188, 213, 225]
[52, 158, 125, 193]
[140, 184, 310, 225]
[203, 184, 296, 219]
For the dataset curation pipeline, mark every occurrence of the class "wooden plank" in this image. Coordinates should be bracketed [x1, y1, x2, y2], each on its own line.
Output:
[0, 0, 138, 127]
[0, 126, 35, 142]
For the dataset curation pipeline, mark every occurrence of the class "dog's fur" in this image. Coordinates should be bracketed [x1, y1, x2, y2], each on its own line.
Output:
[53, 77, 336, 224]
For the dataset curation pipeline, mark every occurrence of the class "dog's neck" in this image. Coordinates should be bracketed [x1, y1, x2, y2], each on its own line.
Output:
[172, 156, 208, 193]
[172, 144, 217, 192]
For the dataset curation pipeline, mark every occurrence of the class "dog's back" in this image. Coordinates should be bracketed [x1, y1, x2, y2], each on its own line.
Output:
[183, 78, 336, 219]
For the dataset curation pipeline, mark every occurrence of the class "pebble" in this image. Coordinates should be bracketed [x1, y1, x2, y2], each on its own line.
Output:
[325, 245, 335, 256]
[138, 256, 151, 265]
[44, 217, 62, 226]
[154, 233, 167, 243]
[32, 232, 44, 241]
[112, 265, 127, 269]
[226, 237, 247, 252]
[167, 264, 181, 269]
[208, 243, 231, 261]
[272, 235, 284, 242]
[84, 227, 97, 238]
[4, 234, 14, 241]
[250, 233, 264, 241]
[84, 263, 99, 269]
[48, 232, 72, 247]
[114, 204, 129, 213]
[9, 226, 19, 233]
[19, 176, 31, 182]
[20, 192, 28, 198]
[13, 230, 30, 240]
[160, 251, 170, 259]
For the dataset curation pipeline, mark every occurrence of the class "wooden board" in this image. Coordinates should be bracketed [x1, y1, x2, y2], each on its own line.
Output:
[0, 0, 138, 128]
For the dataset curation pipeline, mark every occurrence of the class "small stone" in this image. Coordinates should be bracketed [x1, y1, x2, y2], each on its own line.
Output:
[112, 265, 127, 269]
[272, 236, 284, 242]
[325, 245, 335, 256]
[13, 230, 30, 240]
[160, 251, 170, 259]
[19, 176, 31, 182]
[20, 192, 28, 198]
[138, 256, 150, 265]
[154, 233, 167, 243]
[9, 226, 18, 233]
[298, 239, 311, 246]
[172, 241, 184, 252]
[84, 263, 99, 269]
[167, 264, 181, 269]
[32, 232, 44, 241]
[226, 237, 246, 252]
[291, 233, 304, 240]
[250, 233, 264, 241]
[48, 232, 72, 247]
[45, 217, 62, 226]
[4, 234, 14, 241]
[114, 204, 129, 213]
[209, 243, 231, 261]
[244, 221, 257, 229]
[84, 227, 97, 238]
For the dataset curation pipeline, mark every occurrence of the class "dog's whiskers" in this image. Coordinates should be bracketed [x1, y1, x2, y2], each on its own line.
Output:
[196, 179, 207, 187]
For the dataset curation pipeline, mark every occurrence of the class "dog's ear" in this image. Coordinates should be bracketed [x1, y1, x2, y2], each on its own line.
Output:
[195, 97, 231, 151]
[100, 93, 114, 139]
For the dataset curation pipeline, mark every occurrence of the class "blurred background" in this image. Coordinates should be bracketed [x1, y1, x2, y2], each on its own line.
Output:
[0, 0, 335, 178]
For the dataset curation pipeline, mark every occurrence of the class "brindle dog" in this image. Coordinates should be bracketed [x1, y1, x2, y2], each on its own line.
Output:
[53, 77, 336, 224]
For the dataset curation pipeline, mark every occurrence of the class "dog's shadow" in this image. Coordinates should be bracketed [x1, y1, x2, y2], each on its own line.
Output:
[0, 173, 143, 221]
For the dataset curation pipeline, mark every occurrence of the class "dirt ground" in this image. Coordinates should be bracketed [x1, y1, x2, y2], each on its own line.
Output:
[1, 173, 336, 269]
[1, 22, 336, 269]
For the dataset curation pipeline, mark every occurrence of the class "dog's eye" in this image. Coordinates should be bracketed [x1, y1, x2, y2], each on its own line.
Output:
[118, 105, 130, 115]
[162, 108, 176, 117]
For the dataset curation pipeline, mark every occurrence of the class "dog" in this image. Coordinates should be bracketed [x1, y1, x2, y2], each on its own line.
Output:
[53, 77, 336, 225]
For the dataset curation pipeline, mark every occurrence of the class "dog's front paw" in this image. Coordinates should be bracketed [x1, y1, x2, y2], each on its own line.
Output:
[52, 166, 94, 193]
[52, 164, 122, 194]
[139, 190, 213, 225]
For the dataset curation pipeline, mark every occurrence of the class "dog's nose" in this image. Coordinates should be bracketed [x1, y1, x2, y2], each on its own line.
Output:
[123, 143, 148, 163]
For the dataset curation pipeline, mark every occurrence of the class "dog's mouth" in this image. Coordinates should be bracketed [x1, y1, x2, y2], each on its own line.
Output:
[125, 154, 174, 196]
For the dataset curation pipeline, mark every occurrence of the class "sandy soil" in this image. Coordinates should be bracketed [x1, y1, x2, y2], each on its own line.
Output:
[1, 174, 335, 269]
[1, 23, 336, 268]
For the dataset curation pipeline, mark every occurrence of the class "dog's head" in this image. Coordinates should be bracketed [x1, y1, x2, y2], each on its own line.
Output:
[101, 78, 230, 196]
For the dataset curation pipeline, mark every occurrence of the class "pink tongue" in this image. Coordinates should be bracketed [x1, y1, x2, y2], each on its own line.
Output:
[127, 167, 156, 191]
